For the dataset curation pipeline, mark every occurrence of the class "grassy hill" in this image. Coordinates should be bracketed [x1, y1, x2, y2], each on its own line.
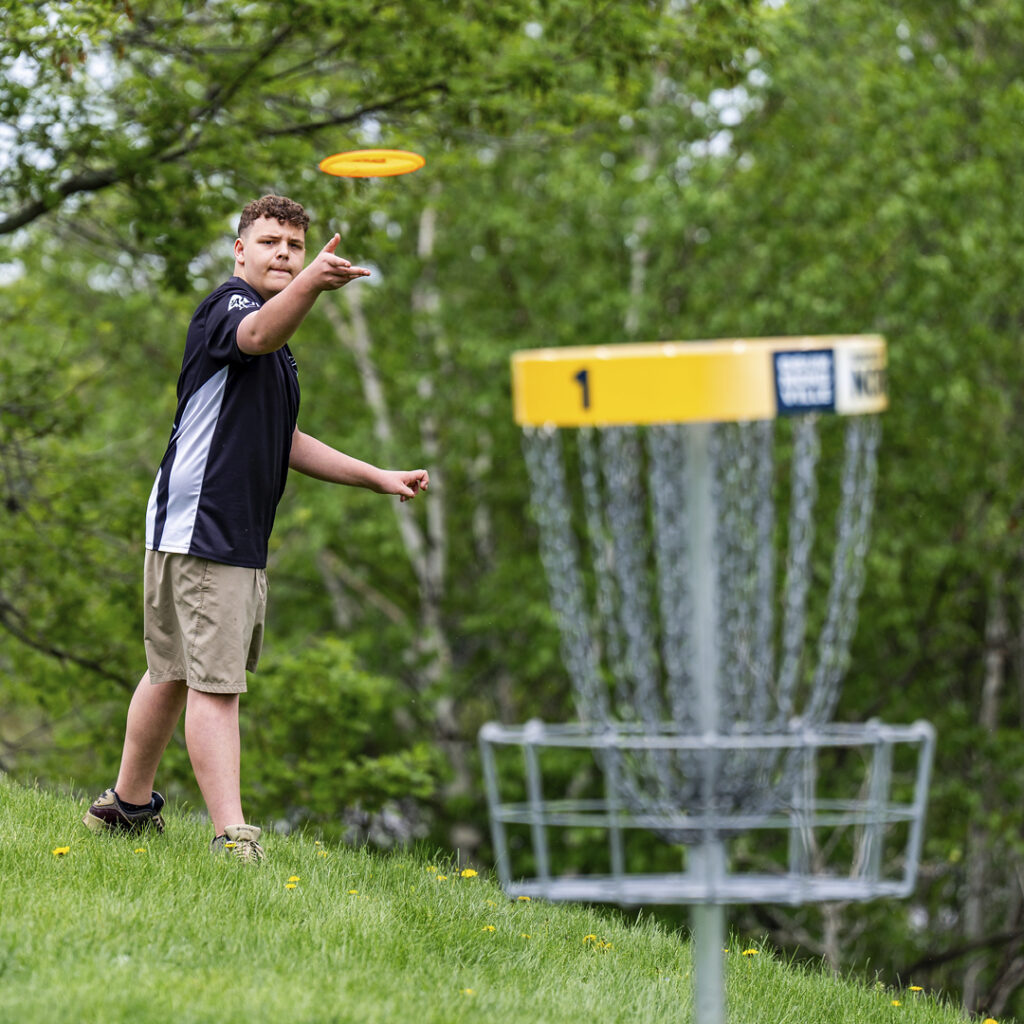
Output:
[0, 775, 988, 1024]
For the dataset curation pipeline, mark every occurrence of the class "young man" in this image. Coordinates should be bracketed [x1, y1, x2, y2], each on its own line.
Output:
[83, 195, 428, 861]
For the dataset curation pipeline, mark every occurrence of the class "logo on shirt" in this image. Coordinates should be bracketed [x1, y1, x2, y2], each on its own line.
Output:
[227, 294, 258, 312]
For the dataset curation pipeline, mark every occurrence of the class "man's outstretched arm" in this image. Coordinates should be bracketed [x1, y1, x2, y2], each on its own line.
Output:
[289, 427, 429, 502]
[237, 235, 370, 356]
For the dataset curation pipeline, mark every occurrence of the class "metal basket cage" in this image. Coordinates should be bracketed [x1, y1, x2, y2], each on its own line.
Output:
[480, 718, 935, 907]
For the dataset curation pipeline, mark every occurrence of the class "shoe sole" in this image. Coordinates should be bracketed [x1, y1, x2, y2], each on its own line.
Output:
[82, 811, 108, 834]
[82, 811, 165, 834]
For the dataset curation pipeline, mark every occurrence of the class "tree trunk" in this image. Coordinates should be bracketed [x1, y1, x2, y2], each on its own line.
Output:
[623, 63, 670, 341]
[321, 199, 479, 846]
[962, 575, 1006, 1011]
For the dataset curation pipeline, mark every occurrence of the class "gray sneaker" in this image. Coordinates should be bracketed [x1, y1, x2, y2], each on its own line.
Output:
[211, 824, 264, 863]
[83, 789, 166, 834]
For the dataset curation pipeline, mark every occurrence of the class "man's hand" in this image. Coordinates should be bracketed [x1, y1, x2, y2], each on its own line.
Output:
[304, 234, 371, 292]
[289, 429, 430, 499]
[236, 235, 371, 356]
[381, 468, 430, 502]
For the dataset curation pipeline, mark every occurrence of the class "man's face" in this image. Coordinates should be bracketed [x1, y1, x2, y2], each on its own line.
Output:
[233, 216, 306, 298]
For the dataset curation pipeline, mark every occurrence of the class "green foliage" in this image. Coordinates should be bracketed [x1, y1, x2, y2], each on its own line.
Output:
[0, 0, 763, 269]
[5, 0, 1024, 1014]
[640, 2, 1024, 1013]
[240, 637, 442, 835]
[0, 277, 139, 693]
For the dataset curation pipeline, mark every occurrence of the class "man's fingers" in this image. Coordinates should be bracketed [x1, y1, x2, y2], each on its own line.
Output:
[397, 470, 429, 501]
[318, 264, 370, 291]
[319, 235, 372, 278]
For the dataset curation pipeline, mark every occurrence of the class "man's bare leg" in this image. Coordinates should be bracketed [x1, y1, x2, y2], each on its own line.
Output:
[185, 689, 245, 836]
[114, 672, 187, 805]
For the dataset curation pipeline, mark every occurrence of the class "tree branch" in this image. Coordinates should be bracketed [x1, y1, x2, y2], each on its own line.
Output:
[0, 166, 123, 235]
[261, 82, 448, 137]
[0, 597, 131, 690]
[902, 928, 1024, 976]
[316, 548, 409, 628]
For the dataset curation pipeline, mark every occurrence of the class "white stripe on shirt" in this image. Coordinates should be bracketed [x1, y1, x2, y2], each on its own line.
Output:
[146, 365, 229, 552]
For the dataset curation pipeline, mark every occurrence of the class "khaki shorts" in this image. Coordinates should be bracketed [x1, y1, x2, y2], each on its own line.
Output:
[143, 550, 267, 694]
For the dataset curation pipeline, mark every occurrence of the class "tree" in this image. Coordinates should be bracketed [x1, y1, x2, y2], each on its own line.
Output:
[18, 0, 1024, 1013]
[1, 0, 761, 263]
[624, 1, 1024, 1015]
[1, 0, 764, 832]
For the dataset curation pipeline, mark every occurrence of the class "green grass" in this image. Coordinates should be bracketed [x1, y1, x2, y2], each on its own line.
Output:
[0, 775, 979, 1024]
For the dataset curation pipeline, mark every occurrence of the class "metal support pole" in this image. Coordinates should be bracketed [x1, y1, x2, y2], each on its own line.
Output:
[692, 895, 726, 1024]
[523, 728, 551, 886]
[685, 423, 727, 1024]
[478, 728, 512, 890]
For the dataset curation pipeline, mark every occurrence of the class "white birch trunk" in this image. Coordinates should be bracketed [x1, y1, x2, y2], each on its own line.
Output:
[320, 197, 476, 820]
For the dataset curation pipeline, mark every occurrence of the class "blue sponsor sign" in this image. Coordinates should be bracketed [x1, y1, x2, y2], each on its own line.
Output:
[773, 349, 835, 415]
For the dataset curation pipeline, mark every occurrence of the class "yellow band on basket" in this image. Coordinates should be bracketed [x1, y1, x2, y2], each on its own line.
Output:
[512, 336, 887, 427]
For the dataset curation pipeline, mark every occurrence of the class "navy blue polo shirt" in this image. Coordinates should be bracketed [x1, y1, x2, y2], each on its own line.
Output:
[145, 277, 300, 569]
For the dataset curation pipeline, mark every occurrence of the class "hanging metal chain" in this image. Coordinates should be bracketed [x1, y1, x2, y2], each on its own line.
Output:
[805, 415, 882, 723]
[522, 428, 607, 723]
[713, 421, 772, 730]
[647, 423, 697, 731]
[600, 426, 663, 726]
[579, 428, 628, 719]
[521, 406, 880, 825]
[750, 419, 778, 729]
[774, 415, 821, 727]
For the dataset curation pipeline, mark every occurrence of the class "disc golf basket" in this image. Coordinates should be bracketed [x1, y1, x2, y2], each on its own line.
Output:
[479, 337, 934, 1023]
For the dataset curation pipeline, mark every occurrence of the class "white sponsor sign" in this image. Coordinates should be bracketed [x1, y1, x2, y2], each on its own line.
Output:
[834, 343, 888, 414]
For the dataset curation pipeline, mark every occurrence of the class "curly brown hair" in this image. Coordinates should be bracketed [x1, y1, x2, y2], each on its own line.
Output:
[237, 195, 310, 237]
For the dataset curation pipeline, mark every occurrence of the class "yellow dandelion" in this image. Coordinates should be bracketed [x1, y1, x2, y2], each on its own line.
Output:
[314, 840, 322, 846]
[722, 948, 730, 953]
[909, 986, 923, 992]
[462, 989, 475, 996]
[742, 949, 759, 956]
[583, 934, 598, 943]
[892, 1000, 901, 1006]
[134, 847, 146, 854]
[285, 883, 297, 890]
[318, 850, 328, 858]
[460, 868, 478, 878]
[51, 846, 70, 856]
[482, 925, 496, 932]
[288, 875, 300, 882]
[426, 865, 438, 873]
[348, 889, 359, 895]
[982, 1019, 998, 1024]
[436, 874, 448, 881]
[486, 900, 498, 907]
[517, 895, 531, 901]
[521, 933, 532, 939]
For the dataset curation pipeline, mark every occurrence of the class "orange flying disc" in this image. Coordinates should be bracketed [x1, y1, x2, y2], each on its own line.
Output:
[318, 149, 425, 178]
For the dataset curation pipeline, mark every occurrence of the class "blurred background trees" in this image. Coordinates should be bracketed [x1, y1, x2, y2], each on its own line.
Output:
[3, 0, 1024, 1017]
